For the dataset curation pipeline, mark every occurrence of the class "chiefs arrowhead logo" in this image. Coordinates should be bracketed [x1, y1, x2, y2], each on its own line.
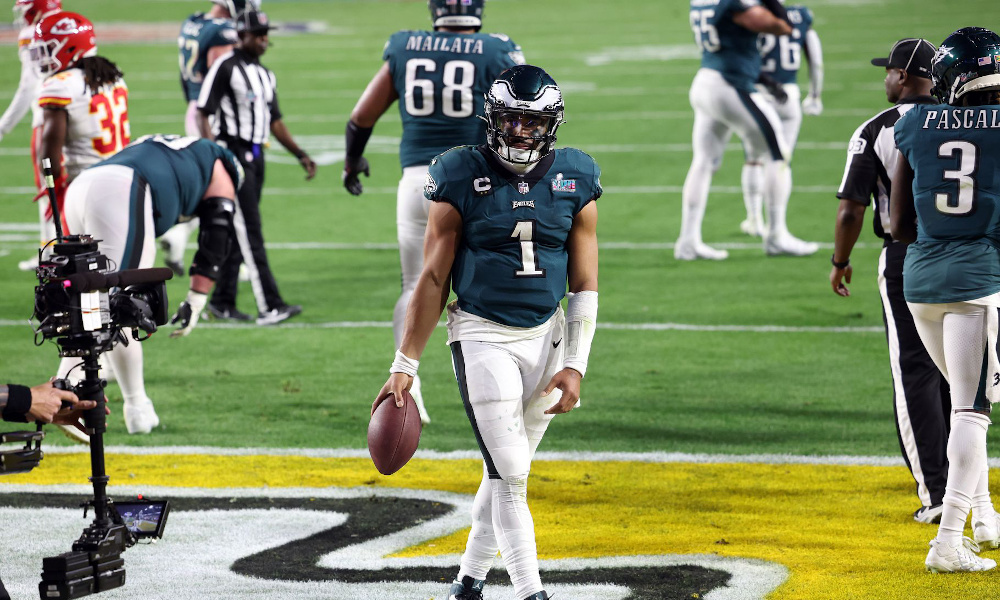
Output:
[50, 17, 80, 36]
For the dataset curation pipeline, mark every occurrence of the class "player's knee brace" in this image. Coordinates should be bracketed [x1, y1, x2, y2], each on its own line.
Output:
[189, 197, 235, 280]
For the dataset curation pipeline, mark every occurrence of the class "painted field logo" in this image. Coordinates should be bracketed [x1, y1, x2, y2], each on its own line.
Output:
[551, 178, 576, 193]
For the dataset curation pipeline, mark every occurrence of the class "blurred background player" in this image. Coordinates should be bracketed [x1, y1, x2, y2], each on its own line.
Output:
[376, 65, 600, 600]
[740, 2, 823, 239]
[679, 0, 816, 260]
[0, 0, 61, 271]
[890, 27, 1000, 574]
[344, 0, 524, 424]
[830, 38, 949, 524]
[196, 9, 315, 325]
[57, 134, 244, 441]
[160, 0, 255, 277]
[31, 11, 129, 234]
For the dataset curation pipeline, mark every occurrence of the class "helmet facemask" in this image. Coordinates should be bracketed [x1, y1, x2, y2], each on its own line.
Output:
[29, 36, 65, 76]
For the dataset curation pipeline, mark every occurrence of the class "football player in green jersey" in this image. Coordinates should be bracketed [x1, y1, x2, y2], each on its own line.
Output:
[890, 27, 1000, 573]
[344, 0, 524, 425]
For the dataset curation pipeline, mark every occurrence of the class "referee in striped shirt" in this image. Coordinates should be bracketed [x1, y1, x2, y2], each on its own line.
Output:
[196, 8, 317, 325]
[830, 38, 949, 523]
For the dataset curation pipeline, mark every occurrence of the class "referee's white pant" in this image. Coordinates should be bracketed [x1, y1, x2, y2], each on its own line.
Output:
[679, 68, 791, 246]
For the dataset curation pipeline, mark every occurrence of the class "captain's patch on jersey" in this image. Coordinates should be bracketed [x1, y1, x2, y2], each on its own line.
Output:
[551, 178, 577, 193]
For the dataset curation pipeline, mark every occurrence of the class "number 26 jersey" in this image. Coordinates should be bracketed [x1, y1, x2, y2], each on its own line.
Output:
[424, 145, 602, 328]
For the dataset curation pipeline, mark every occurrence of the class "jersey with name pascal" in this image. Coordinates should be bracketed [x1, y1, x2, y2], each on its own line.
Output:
[691, 0, 762, 92]
[424, 145, 602, 329]
[383, 30, 524, 169]
[895, 103, 1000, 304]
[179, 13, 238, 101]
[97, 135, 238, 236]
[759, 5, 812, 84]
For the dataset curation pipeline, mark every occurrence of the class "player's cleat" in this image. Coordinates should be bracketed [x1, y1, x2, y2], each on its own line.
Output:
[674, 240, 728, 261]
[159, 238, 186, 276]
[124, 397, 160, 435]
[522, 592, 550, 600]
[973, 512, 1000, 549]
[18, 255, 39, 271]
[206, 303, 253, 322]
[925, 537, 996, 573]
[256, 304, 302, 326]
[410, 374, 431, 425]
[913, 503, 944, 524]
[56, 423, 90, 445]
[764, 233, 820, 257]
[740, 219, 765, 238]
[448, 576, 485, 600]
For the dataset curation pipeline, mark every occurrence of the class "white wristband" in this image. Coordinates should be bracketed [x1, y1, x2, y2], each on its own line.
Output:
[563, 290, 598, 377]
[389, 350, 419, 377]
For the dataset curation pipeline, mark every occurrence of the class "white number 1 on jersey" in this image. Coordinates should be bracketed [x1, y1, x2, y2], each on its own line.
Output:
[512, 220, 545, 277]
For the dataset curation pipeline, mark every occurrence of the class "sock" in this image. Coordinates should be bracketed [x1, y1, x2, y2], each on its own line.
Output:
[741, 163, 764, 229]
[764, 159, 792, 239]
[491, 475, 543, 600]
[458, 469, 500, 581]
[971, 465, 995, 522]
[937, 412, 990, 543]
[679, 158, 713, 245]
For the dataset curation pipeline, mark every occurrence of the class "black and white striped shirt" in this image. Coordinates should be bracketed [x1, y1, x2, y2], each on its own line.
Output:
[197, 49, 281, 146]
[836, 95, 937, 242]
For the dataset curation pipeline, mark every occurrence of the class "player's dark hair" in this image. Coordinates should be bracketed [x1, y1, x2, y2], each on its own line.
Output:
[79, 56, 125, 95]
[960, 90, 1000, 106]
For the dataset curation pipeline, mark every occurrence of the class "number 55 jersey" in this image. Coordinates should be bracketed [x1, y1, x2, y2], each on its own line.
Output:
[38, 67, 129, 179]
[383, 29, 524, 169]
[895, 103, 1000, 303]
[424, 145, 602, 328]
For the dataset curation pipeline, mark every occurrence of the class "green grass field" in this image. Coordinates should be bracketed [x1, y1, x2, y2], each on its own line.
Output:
[0, 0, 995, 459]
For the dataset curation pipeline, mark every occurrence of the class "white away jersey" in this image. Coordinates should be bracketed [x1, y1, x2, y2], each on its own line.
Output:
[37, 68, 130, 179]
[0, 26, 43, 135]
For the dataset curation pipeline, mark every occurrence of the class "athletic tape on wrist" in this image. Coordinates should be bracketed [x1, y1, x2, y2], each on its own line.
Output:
[563, 291, 598, 377]
[389, 350, 419, 377]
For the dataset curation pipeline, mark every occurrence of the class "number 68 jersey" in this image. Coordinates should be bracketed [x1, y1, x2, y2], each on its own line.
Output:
[37, 67, 130, 179]
[424, 145, 602, 328]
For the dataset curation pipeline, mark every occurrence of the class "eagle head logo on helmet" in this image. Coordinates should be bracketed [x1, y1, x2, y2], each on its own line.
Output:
[428, 0, 484, 32]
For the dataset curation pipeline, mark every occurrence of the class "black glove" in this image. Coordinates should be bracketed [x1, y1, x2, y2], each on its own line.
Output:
[169, 291, 207, 338]
[758, 73, 788, 104]
[342, 155, 370, 196]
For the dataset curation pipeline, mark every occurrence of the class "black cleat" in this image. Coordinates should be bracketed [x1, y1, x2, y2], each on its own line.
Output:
[206, 303, 252, 321]
[256, 304, 302, 326]
[523, 592, 550, 600]
[914, 503, 944, 524]
[448, 576, 485, 600]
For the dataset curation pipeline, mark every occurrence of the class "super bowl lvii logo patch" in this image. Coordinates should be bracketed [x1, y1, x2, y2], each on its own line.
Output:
[552, 178, 576, 193]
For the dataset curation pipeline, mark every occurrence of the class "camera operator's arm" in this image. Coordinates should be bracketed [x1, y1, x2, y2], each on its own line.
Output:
[2, 381, 94, 424]
[171, 159, 236, 338]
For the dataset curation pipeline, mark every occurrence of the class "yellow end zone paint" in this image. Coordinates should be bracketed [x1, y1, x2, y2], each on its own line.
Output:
[4, 453, 998, 599]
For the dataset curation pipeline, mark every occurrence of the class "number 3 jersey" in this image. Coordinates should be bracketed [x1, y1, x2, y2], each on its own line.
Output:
[383, 30, 524, 169]
[37, 68, 130, 180]
[895, 103, 1000, 303]
[424, 145, 602, 329]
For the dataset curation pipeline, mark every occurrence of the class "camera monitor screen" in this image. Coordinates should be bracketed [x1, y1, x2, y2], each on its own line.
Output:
[113, 500, 169, 539]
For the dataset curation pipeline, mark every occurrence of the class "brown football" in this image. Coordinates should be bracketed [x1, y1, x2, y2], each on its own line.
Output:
[367, 389, 422, 475]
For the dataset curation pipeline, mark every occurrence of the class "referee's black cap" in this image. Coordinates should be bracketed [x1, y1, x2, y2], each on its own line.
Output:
[237, 9, 276, 35]
[871, 38, 937, 79]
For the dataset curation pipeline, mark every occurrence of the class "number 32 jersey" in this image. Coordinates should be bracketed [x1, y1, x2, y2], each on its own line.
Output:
[37, 68, 130, 179]
[895, 103, 1000, 303]
[383, 30, 524, 169]
[424, 145, 602, 328]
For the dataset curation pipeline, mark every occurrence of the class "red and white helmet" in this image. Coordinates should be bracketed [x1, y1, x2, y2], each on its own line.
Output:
[12, 0, 60, 28]
[30, 11, 97, 76]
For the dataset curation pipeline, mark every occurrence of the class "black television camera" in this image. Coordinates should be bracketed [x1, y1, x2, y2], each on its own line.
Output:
[20, 160, 174, 599]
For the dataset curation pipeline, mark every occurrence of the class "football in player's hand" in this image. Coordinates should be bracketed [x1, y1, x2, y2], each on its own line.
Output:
[367, 390, 422, 475]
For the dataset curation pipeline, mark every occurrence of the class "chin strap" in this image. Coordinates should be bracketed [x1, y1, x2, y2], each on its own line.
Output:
[563, 291, 598, 377]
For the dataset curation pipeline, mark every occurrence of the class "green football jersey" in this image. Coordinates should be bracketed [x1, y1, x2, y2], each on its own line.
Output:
[691, 0, 763, 92]
[424, 145, 602, 328]
[96, 135, 238, 236]
[179, 13, 238, 102]
[895, 104, 1000, 303]
[383, 30, 523, 169]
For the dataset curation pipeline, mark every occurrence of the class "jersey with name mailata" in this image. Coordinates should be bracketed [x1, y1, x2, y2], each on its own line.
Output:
[424, 145, 602, 328]
[759, 5, 812, 84]
[178, 13, 238, 102]
[895, 104, 1000, 304]
[383, 30, 524, 169]
[690, 0, 762, 92]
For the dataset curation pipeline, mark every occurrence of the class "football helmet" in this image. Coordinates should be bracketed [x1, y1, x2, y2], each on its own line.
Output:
[12, 0, 60, 28]
[428, 0, 484, 31]
[30, 11, 97, 76]
[932, 27, 1000, 105]
[484, 65, 565, 165]
[213, 0, 260, 19]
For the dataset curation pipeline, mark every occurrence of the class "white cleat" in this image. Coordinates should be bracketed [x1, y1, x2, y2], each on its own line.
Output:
[925, 537, 997, 573]
[55, 423, 90, 445]
[973, 512, 1000, 549]
[124, 398, 160, 434]
[674, 240, 728, 261]
[18, 255, 39, 271]
[410, 374, 431, 425]
[739, 219, 764, 238]
[764, 233, 820, 257]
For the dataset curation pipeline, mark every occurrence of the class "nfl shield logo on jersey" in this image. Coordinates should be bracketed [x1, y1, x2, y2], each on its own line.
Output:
[517, 181, 529, 195]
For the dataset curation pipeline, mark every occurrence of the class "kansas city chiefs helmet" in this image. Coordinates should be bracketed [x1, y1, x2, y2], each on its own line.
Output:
[484, 65, 566, 165]
[932, 27, 1000, 105]
[30, 11, 97, 76]
[12, 0, 60, 28]
[428, 0, 484, 31]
